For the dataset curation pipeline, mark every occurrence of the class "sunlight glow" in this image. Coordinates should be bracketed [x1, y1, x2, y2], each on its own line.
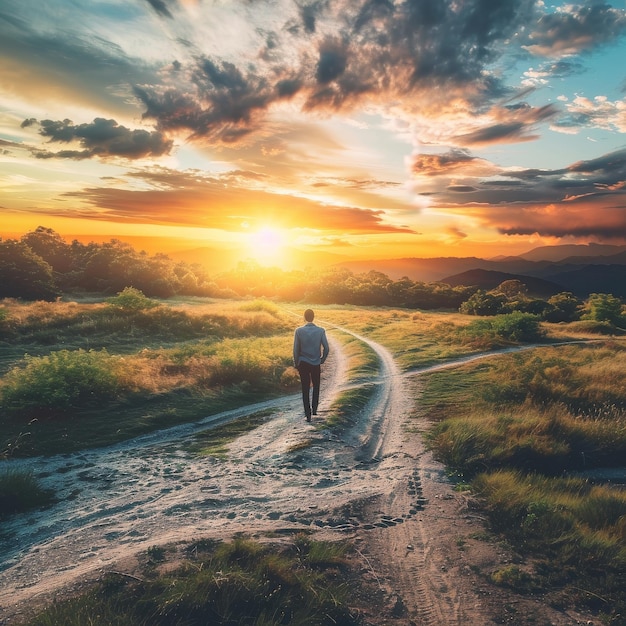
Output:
[246, 226, 290, 267]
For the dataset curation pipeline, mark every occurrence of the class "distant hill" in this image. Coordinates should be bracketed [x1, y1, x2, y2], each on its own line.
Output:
[336, 257, 494, 282]
[335, 250, 626, 299]
[553, 250, 626, 266]
[519, 243, 626, 262]
[546, 265, 626, 298]
[440, 269, 562, 297]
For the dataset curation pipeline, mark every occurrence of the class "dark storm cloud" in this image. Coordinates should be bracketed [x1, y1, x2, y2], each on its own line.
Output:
[126, 1, 626, 146]
[423, 148, 626, 201]
[26, 118, 173, 160]
[525, 2, 626, 56]
[133, 0, 543, 143]
[448, 185, 477, 193]
[567, 148, 626, 179]
[457, 122, 534, 145]
[455, 104, 560, 146]
[135, 57, 299, 142]
[300, 3, 319, 33]
[316, 38, 349, 84]
[415, 147, 626, 240]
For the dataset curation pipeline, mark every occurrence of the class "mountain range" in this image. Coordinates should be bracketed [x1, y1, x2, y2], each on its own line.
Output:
[335, 244, 626, 299]
[167, 243, 626, 299]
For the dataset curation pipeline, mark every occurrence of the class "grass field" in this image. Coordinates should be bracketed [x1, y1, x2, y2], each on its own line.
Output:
[2, 296, 625, 623]
[419, 341, 626, 623]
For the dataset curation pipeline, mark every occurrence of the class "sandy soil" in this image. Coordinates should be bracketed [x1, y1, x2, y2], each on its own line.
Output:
[0, 328, 595, 625]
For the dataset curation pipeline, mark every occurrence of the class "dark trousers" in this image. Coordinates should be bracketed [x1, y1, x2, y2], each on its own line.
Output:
[297, 362, 320, 417]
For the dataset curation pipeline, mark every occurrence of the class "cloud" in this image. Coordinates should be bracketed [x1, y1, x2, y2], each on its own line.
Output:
[5, 0, 626, 157]
[553, 95, 626, 134]
[131, 0, 548, 145]
[414, 147, 626, 241]
[454, 103, 560, 147]
[58, 167, 415, 234]
[24, 118, 173, 160]
[144, 0, 174, 19]
[412, 149, 482, 176]
[524, 3, 626, 57]
[481, 201, 626, 240]
[135, 57, 298, 143]
[0, 5, 161, 118]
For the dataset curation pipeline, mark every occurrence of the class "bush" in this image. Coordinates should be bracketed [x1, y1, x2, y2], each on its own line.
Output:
[490, 312, 544, 342]
[106, 287, 160, 311]
[238, 299, 281, 317]
[0, 469, 54, 518]
[464, 312, 544, 344]
[1, 349, 127, 419]
[584, 293, 624, 326]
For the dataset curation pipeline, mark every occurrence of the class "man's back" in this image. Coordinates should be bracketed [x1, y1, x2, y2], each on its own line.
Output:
[294, 322, 328, 366]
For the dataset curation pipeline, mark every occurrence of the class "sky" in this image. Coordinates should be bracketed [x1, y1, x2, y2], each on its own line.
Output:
[1, 0, 626, 267]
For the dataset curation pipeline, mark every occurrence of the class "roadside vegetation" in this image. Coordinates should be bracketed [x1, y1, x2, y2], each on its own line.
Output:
[0, 469, 55, 520]
[319, 306, 549, 369]
[19, 535, 366, 626]
[421, 341, 626, 623]
[0, 295, 296, 458]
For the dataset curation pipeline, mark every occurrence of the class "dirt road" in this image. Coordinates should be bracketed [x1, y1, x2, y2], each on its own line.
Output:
[0, 327, 591, 625]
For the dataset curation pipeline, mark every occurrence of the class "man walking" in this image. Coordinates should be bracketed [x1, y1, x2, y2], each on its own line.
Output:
[293, 309, 329, 422]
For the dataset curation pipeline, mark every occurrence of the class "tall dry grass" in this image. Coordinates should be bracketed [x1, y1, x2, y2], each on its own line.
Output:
[0, 298, 299, 456]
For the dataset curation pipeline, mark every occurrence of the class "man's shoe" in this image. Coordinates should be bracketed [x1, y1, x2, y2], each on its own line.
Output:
[306, 415, 311, 422]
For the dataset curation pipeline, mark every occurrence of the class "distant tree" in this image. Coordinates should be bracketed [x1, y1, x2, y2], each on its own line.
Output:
[544, 292, 582, 323]
[20, 226, 74, 273]
[584, 293, 624, 326]
[0, 240, 59, 300]
[493, 279, 528, 299]
[460, 290, 506, 316]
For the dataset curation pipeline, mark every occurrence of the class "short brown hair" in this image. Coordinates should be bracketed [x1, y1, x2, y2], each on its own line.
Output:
[304, 309, 314, 322]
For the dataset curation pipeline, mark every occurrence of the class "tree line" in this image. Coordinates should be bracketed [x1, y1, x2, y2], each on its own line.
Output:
[1, 227, 624, 326]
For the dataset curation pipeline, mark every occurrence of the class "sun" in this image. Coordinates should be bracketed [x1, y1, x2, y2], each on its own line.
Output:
[246, 226, 290, 266]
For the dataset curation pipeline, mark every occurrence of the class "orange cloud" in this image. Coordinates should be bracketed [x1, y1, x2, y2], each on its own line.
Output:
[58, 168, 415, 235]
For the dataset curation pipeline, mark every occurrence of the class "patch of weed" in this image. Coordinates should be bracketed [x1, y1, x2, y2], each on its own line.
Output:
[0, 469, 55, 519]
[20, 537, 362, 626]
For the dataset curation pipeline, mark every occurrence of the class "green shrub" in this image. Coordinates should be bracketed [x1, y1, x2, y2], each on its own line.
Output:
[1, 349, 127, 419]
[490, 312, 543, 342]
[460, 312, 544, 347]
[106, 286, 160, 311]
[490, 565, 540, 593]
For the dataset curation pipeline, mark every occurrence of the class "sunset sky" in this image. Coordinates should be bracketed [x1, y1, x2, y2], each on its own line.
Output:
[2, 0, 626, 267]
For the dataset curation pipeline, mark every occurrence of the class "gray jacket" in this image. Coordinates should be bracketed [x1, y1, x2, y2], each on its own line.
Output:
[293, 322, 329, 366]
